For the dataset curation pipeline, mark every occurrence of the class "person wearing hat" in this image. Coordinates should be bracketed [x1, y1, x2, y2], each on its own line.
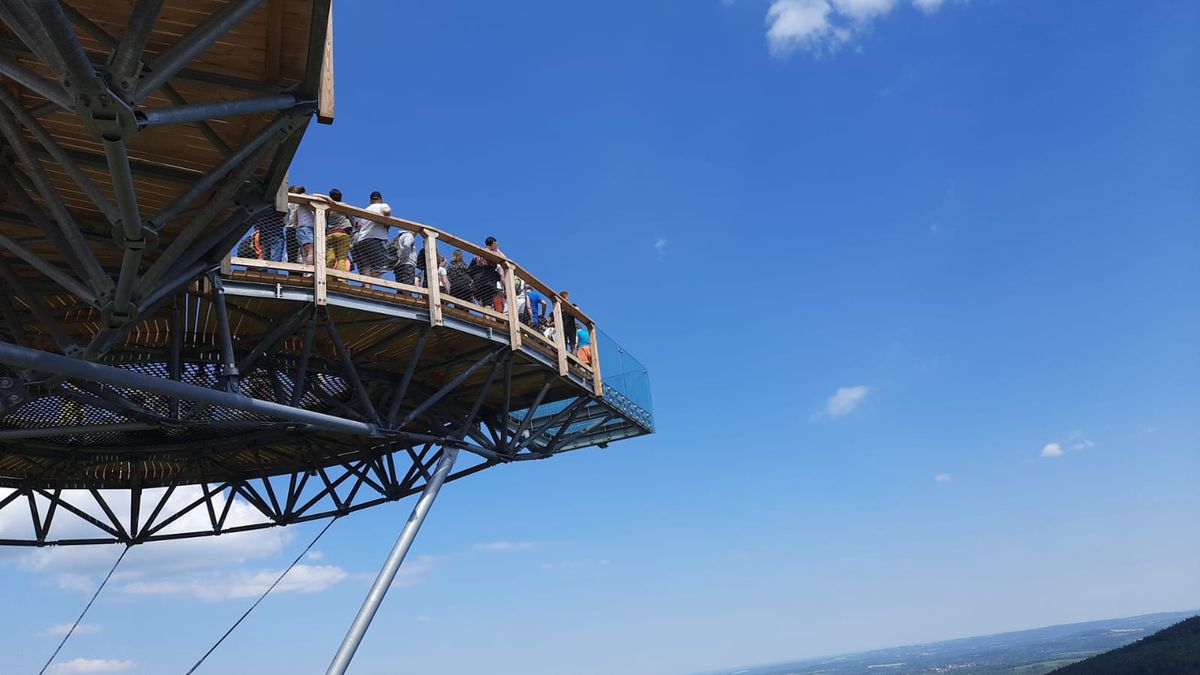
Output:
[351, 190, 393, 277]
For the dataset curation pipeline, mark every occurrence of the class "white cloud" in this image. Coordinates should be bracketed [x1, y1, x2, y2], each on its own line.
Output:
[121, 563, 348, 602]
[764, 0, 956, 56]
[473, 541, 537, 553]
[833, 0, 897, 21]
[1040, 442, 1064, 459]
[42, 623, 102, 638]
[819, 385, 871, 417]
[934, 473, 952, 483]
[306, 550, 325, 561]
[654, 237, 668, 260]
[767, 0, 845, 56]
[47, 658, 134, 674]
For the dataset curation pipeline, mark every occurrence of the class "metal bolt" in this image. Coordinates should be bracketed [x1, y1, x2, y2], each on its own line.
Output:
[7, 394, 20, 404]
[0, 377, 12, 389]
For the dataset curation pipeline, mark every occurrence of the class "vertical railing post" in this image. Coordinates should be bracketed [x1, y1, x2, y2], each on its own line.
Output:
[423, 230, 442, 327]
[551, 297, 568, 377]
[313, 202, 328, 306]
[589, 321, 603, 397]
[502, 262, 521, 350]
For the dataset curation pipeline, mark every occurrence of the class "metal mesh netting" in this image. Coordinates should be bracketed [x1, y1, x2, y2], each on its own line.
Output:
[0, 360, 352, 447]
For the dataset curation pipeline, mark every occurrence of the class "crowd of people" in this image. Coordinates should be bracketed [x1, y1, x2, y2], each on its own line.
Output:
[241, 187, 594, 365]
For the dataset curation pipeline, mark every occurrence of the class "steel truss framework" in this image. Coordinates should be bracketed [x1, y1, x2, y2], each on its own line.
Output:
[0, 2, 651, 550]
[0, 0, 327, 340]
[0, 290, 624, 546]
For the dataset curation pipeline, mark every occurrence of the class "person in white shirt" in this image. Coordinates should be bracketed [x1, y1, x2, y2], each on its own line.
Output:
[392, 229, 418, 285]
[351, 190, 392, 277]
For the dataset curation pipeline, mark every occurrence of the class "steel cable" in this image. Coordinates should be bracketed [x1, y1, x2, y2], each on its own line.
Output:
[39, 544, 132, 675]
[184, 516, 340, 674]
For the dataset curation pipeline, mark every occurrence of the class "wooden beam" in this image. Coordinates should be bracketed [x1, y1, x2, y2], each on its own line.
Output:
[503, 262, 521, 350]
[589, 321, 603, 398]
[313, 204, 328, 306]
[265, 0, 284, 82]
[551, 298, 568, 377]
[317, 4, 334, 124]
[423, 230, 443, 326]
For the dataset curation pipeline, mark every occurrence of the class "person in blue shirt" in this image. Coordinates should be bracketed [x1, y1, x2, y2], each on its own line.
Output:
[575, 321, 592, 364]
[526, 286, 547, 329]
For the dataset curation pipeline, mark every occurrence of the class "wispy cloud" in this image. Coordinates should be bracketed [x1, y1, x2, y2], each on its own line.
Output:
[47, 658, 134, 674]
[473, 541, 537, 553]
[1068, 430, 1095, 451]
[934, 473, 952, 483]
[120, 564, 349, 601]
[1038, 432, 1095, 460]
[654, 237, 668, 260]
[765, 0, 959, 57]
[816, 385, 871, 418]
[42, 623, 102, 638]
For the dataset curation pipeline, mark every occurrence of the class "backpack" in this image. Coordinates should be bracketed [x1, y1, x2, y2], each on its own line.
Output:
[383, 234, 402, 269]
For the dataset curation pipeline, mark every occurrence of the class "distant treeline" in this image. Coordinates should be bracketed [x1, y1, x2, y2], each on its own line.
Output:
[1051, 615, 1200, 674]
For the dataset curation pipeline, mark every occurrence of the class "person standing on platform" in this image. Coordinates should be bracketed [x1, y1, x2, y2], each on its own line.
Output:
[293, 186, 315, 266]
[526, 284, 547, 329]
[447, 249, 472, 301]
[575, 319, 592, 364]
[471, 236, 504, 311]
[559, 290, 577, 352]
[392, 228, 418, 285]
[352, 190, 392, 277]
[285, 185, 304, 264]
[436, 254, 449, 292]
[325, 189, 353, 271]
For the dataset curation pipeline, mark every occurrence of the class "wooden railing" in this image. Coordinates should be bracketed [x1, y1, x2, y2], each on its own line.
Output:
[225, 193, 603, 397]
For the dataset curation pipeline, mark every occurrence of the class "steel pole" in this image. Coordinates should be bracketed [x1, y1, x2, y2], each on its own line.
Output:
[325, 446, 460, 675]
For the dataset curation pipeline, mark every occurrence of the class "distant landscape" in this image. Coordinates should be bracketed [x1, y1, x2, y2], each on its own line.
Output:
[703, 611, 1198, 675]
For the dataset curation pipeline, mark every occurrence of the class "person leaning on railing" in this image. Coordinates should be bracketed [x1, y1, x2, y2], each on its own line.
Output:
[325, 189, 353, 271]
[351, 190, 392, 277]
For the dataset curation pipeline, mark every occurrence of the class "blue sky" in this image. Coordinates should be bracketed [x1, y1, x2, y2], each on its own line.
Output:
[3, 1, 1199, 673]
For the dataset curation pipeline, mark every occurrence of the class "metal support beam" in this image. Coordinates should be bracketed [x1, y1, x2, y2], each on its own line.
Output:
[0, 101, 112, 298]
[207, 272, 240, 391]
[137, 131, 284, 295]
[0, 53, 71, 108]
[137, 94, 302, 128]
[0, 0, 65, 75]
[147, 113, 292, 231]
[0, 86, 120, 225]
[325, 445, 459, 675]
[0, 255, 76, 354]
[0, 230, 94, 302]
[134, 0, 268, 102]
[110, 0, 166, 98]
